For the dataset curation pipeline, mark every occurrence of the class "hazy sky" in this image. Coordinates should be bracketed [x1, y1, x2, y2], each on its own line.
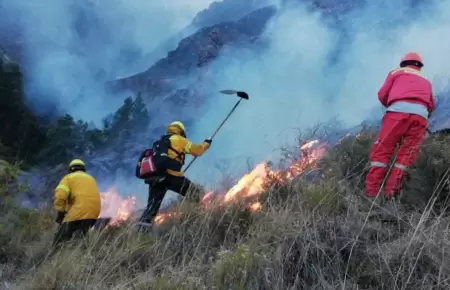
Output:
[186, 0, 450, 186]
[3, 0, 450, 202]
[0, 0, 216, 122]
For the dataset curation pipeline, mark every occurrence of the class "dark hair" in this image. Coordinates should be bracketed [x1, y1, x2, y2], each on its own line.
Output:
[69, 165, 86, 173]
[400, 60, 423, 68]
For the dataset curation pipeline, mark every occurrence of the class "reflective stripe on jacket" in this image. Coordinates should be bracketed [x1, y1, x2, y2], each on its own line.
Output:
[378, 66, 435, 117]
[53, 171, 101, 222]
[166, 125, 210, 176]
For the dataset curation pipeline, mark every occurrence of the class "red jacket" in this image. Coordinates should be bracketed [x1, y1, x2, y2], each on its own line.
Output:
[378, 66, 435, 114]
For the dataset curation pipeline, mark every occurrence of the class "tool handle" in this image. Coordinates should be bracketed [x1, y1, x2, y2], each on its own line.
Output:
[183, 157, 197, 172]
[210, 99, 242, 139]
[183, 99, 243, 173]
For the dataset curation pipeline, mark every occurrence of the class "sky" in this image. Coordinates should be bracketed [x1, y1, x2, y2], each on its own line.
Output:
[0, 0, 215, 123]
[186, 0, 450, 186]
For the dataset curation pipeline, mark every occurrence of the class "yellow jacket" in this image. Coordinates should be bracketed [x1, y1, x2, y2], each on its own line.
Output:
[53, 171, 101, 222]
[166, 125, 210, 176]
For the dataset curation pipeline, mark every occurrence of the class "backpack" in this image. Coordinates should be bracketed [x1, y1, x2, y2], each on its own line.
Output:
[135, 134, 184, 179]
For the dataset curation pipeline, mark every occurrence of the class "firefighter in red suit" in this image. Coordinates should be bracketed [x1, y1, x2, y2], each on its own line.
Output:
[365, 52, 435, 199]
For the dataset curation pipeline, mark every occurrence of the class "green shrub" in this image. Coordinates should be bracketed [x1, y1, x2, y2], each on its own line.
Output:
[402, 134, 450, 212]
[0, 159, 21, 199]
[211, 244, 267, 290]
[320, 127, 377, 189]
[304, 179, 346, 214]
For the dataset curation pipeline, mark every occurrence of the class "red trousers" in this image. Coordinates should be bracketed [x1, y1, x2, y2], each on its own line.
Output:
[365, 112, 427, 198]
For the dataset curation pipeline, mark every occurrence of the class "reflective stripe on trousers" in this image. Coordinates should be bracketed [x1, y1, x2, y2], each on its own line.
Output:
[394, 163, 408, 171]
[370, 161, 387, 167]
[371, 162, 408, 171]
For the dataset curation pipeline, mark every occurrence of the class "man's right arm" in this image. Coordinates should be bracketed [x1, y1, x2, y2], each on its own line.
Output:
[378, 71, 395, 107]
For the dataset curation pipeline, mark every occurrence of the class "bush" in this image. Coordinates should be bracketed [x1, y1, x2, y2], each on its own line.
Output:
[402, 133, 450, 212]
[0, 160, 54, 283]
[320, 127, 377, 190]
[211, 244, 267, 289]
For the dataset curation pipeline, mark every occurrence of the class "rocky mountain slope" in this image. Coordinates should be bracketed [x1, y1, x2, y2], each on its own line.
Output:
[105, 0, 433, 103]
[106, 6, 277, 95]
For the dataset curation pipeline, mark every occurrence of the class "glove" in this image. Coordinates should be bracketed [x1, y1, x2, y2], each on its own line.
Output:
[55, 211, 65, 224]
[204, 138, 212, 145]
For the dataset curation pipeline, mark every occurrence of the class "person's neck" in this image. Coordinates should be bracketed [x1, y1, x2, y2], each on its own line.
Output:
[404, 65, 421, 71]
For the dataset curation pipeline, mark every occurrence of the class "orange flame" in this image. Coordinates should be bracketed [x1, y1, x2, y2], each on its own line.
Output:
[154, 139, 327, 224]
[99, 186, 137, 226]
[99, 139, 327, 226]
[249, 202, 262, 211]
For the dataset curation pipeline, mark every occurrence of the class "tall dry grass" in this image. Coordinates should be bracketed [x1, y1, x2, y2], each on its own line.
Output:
[2, 128, 450, 289]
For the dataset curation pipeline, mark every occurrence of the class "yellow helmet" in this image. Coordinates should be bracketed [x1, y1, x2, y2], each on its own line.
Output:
[69, 159, 86, 172]
[168, 121, 186, 137]
[169, 121, 185, 132]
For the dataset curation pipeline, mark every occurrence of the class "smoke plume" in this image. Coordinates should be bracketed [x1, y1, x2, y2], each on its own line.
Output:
[4, 0, 450, 206]
[187, 0, 450, 185]
[0, 0, 213, 124]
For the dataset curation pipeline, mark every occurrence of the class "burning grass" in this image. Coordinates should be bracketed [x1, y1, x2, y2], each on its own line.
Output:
[100, 138, 328, 227]
[3, 127, 450, 289]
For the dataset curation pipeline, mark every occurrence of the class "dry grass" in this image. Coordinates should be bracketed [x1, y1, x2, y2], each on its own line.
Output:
[2, 128, 450, 289]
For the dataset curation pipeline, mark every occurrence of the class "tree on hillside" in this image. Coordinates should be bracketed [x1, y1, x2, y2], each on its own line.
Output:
[130, 93, 150, 132]
[108, 97, 134, 143]
[36, 114, 89, 165]
[85, 128, 109, 153]
[0, 62, 151, 166]
[0, 52, 47, 166]
[105, 94, 150, 149]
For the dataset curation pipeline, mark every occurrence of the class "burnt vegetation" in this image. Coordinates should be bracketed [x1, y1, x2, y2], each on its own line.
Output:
[2, 122, 450, 289]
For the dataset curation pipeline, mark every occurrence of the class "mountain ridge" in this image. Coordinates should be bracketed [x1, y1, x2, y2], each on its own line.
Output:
[106, 5, 278, 96]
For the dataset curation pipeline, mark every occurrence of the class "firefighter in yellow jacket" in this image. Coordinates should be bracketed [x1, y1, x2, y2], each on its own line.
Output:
[139, 121, 211, 226]
[53, 159, 101, 246]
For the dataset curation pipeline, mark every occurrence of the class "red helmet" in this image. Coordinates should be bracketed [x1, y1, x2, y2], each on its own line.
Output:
[400, 52, 423, 68]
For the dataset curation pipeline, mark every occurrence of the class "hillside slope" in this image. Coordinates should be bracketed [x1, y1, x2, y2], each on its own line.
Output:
[2, 128, 450, 289]
[2, 0, 450, 288]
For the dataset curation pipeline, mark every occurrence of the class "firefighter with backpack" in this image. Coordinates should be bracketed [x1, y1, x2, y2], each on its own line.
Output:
[136, 121, 211, 227]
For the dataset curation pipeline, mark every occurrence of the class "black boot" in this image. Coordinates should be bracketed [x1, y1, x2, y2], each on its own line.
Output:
[137, 221, 153, 234]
